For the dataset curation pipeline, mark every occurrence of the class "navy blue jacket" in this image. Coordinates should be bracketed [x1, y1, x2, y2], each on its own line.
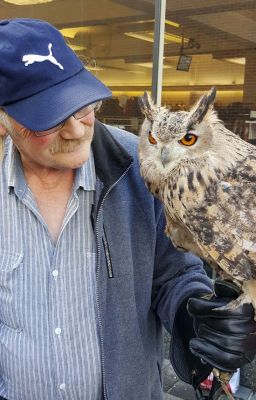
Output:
[92, 121, 212, 400]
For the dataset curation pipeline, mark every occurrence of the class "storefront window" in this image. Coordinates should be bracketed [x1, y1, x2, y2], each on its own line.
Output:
[3, 1, 256, 140]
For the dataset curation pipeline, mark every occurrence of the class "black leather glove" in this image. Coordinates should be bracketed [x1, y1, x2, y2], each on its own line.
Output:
[187, 280, 256, 373]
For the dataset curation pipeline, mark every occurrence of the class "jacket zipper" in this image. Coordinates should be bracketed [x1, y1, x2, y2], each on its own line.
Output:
[95, 162, 133, 400]
[102, 226, 114, 278]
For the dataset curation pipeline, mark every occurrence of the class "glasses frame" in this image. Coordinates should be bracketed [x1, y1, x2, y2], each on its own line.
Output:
[33, 101, 101, 137]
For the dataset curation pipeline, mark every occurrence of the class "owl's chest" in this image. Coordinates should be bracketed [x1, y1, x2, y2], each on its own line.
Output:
[161, 174, 205, 221]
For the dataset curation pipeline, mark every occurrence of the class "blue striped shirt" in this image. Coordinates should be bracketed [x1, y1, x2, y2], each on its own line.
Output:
[0, 138, 102, 399]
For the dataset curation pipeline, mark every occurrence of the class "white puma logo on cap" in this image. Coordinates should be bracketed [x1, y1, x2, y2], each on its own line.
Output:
[22, 43, 64, 70]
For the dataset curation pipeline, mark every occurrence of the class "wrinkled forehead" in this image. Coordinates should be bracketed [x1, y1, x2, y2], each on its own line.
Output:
[153, 110, 189, 139]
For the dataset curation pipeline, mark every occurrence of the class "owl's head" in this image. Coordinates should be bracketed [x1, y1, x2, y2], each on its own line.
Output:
[138, 88, 233, 187]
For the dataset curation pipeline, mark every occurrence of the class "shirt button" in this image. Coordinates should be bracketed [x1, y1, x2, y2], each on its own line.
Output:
[59, 383, 66, 390]
[55, 327, 61, 335]
[52, 270, 59, 277]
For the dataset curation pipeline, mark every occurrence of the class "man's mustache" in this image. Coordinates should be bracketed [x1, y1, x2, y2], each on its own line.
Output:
[49, 126, 92, 154]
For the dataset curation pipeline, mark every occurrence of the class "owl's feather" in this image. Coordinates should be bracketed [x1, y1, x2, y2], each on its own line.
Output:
[138, 88, 256, 316]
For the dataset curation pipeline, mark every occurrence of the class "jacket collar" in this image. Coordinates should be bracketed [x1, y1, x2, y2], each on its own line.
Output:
[92, 120, 133, 189]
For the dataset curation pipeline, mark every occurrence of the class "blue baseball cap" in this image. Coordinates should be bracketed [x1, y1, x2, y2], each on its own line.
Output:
[0, 18, 112, 131]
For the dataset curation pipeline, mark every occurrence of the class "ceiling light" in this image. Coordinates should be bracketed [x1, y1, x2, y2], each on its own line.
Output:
[60, 27, 91, 39]
[86, 66, 104, 72]
[165, 20, 180, 28]
[4, 0, 53, 4]
[124, 32, 155, 43]
[165, 32, 189, 44]
[124, 31, 189, 45]
[224, 57, 245, 65]
[68, 44, 87, 52]
[130, 62, 172, 69]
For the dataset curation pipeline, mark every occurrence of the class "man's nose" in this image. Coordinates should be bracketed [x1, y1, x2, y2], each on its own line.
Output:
[59, 116, 86, 139]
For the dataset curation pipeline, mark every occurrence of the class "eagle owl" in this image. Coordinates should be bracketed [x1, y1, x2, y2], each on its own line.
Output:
[138, 88, 256, 317]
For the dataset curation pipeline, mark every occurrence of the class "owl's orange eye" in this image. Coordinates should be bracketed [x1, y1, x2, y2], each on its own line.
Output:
[179, 133, 198, 146]
[148, 130, 157, 145]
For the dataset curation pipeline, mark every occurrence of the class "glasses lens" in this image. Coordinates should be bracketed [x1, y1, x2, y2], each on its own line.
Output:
[74, 102, 98, 120]
[34, 122, 65, 137]
[33, 102, 100, 136]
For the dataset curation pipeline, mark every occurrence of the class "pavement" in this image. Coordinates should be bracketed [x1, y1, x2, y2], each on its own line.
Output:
[162, 359, 255, 400]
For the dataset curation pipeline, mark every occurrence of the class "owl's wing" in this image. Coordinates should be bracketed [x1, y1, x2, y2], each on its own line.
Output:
[182, 161, 256, 281]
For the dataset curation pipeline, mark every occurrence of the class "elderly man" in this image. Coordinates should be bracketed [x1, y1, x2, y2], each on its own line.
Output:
[0, 18, 255, 400]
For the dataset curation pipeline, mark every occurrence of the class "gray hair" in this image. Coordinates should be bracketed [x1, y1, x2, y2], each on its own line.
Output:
[0, 109, 13, 160]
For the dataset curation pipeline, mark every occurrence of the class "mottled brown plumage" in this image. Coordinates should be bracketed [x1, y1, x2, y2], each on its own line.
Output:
[138, 88, 256, 317]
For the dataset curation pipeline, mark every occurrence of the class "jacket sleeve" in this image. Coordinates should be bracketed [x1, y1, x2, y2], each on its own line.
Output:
[151, 203, 213, 384]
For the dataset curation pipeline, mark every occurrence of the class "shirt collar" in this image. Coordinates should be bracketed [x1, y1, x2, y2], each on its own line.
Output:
[5, 137, 96, 194]
[73, 149, 96, 192]
[5, 137, 26, 196]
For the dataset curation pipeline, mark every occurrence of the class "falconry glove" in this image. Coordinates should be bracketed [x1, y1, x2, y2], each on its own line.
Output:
[187, 280, 256, 372]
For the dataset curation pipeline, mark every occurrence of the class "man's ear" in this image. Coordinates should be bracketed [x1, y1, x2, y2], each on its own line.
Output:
[0, 123, 8, 137]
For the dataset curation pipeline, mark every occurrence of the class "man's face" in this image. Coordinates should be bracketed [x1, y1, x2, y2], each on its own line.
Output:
[8, 111, 95, 171]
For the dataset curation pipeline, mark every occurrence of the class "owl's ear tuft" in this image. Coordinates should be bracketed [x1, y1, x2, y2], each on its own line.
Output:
[138, 92, 157, 121]
[188, 87, 216, 127]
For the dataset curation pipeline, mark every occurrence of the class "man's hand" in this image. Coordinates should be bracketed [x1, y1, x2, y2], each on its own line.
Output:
[187, 280, 256, 372]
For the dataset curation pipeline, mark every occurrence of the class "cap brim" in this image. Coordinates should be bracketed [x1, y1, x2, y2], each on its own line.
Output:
[5, 68, 112, 131]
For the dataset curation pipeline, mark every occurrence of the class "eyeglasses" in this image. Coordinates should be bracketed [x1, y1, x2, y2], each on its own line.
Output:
[33, 101, 100, 137]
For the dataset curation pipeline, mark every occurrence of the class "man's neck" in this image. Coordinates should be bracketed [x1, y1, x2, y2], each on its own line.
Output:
[24, 166, 75, 192]
[20, 153, 75, 191]
[21, 160, 76, 245]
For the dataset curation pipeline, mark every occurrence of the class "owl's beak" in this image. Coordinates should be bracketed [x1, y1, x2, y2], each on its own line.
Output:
[161, 146, 169, 167]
